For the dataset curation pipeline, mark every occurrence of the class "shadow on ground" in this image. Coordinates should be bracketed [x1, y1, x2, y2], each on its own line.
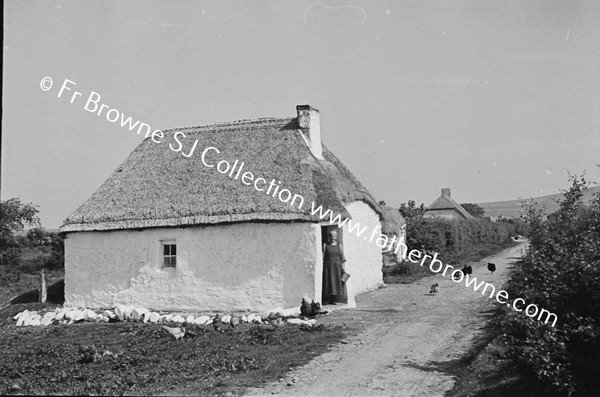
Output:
[10, 279, 64, 305]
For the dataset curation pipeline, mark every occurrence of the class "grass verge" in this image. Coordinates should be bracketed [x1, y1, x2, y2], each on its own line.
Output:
[383, 241, 518, 284]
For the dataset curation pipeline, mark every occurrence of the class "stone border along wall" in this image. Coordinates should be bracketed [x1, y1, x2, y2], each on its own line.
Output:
[11, 304, 318, 328]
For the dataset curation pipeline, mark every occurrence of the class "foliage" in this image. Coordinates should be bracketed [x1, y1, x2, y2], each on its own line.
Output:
[398, 200, 425, 220]
[460, 202, 485, 217]
[0, 198, 40, 250]
[404, 216, 517, 262]
[0, 199, 64, 289]
[499, 174, 600, 396]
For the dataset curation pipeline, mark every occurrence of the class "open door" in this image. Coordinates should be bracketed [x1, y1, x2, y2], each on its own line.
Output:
[320, 225, 348, 305]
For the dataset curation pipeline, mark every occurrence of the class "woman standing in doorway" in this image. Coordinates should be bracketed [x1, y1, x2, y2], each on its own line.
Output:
[322, 230, 348, 305]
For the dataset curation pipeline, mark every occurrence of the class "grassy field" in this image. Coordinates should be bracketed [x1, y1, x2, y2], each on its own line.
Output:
[477, 185, 600, 218]
[0, 320, 346, 396]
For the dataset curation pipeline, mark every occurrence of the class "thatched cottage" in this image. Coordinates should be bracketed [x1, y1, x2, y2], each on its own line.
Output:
[423, 188, 474, 220]
[60, 105, 384, 312]
[380, 205, 407, 263]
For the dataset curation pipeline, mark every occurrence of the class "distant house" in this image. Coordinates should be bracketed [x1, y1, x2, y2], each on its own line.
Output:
[60, 105, 384, 312]
[423, 188, 474, 220]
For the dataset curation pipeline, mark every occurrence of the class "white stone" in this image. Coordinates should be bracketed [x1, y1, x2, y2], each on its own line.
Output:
[241, 315, 247, 323]
[30, 318, 41, 326]
[253, 315, 262, 324]
[161, 314, 173, 323]
[84, 309, 97, 321]
[73, 310, 85, 322]
[193, 315, 209, 325]
[114, 305, 126, 321]
[101, 315, 110, 323]
[131, 307, 141, 320]
[148, 312, 161, 323]
[246, 313, 256, 323]
[185, 315, 195, 324]
[172, 315, 185, 324]
[40, 317, 53, 326]
[16, 316, 25, 327]
[221, 315, 231, 324]
[43, 311, 56, 320]
[282, 307, 301, 318]
[55, 312, 65, 321]
[13, 310, 27, 321]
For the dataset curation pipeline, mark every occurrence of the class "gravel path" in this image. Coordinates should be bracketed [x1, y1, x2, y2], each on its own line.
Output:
[245, 242, 527, 397]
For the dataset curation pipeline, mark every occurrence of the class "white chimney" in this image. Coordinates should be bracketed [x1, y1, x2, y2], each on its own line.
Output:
[442, 188, 451, 198]
[297, 105, 323, 160]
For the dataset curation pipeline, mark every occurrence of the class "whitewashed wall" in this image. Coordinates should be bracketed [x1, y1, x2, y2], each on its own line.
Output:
[342, 201, 383, 307]
[64, 222, 319, 312]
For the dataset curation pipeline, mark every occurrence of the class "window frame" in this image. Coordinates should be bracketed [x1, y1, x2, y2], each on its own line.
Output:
[161, 240, 177, 268]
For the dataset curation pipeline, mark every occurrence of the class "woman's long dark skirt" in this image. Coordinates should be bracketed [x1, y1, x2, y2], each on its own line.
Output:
[322, 260, 348, 304]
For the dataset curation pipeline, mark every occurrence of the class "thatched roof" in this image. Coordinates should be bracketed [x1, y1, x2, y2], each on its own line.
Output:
[61, 117, 381, 232]
[380, 206, 406, 236]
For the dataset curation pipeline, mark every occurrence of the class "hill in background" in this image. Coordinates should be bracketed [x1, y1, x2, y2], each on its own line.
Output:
[476, 185, 600, 218]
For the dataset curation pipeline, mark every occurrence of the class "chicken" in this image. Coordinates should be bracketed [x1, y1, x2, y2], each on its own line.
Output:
[300, 297, 322, 318]
[465, 265, 473, 276]
[229, 313, 239, 330]
[430, 283, 439, 295]
[454, 266, 466, 280]
[300, 297, 312, 317]
[212, 314, 221, 332]
[162, 326, 186, 341]
[487, 262, 496, 275]
[310, 300, 321, 316]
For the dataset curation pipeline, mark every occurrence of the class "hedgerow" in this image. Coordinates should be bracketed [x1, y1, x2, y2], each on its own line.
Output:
[499, 174, 600, 396]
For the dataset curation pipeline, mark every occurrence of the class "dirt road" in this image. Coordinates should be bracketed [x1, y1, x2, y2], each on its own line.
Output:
[245, 242, 527, 397]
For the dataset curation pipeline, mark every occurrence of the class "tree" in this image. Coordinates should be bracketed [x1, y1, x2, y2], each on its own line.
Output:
[0, 198, 40, 250]
[399, 200, 425, 219]
[460, 203, 485, 217]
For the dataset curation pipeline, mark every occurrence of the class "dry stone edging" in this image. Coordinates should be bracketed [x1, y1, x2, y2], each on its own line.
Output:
[11, 304, 318, 328]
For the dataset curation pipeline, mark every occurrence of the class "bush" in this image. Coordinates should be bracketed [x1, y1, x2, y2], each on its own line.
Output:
[499, 174, 600, 396]
[405, 216, 517, 262]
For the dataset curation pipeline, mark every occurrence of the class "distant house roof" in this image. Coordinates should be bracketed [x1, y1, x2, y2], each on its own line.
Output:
[380, 206, 406, 236]
[61, 115, 381, 232]
[424, 188, 474, 220]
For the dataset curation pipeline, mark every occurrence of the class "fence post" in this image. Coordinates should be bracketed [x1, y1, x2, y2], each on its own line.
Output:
[39, 269, 47, 303]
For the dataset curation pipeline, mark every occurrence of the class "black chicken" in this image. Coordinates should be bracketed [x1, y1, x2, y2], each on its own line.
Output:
[487, 262, 496, 275]
[465, 265, 473, 275]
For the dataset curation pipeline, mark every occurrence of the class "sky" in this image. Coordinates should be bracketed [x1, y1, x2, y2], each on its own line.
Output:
[2, 0, 599, 229]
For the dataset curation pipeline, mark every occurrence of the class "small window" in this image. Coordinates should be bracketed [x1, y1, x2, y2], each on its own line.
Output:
[162, 241, 177, 268]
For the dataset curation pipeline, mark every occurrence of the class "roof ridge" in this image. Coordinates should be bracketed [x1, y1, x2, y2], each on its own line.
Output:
[161, 116, 295, 133]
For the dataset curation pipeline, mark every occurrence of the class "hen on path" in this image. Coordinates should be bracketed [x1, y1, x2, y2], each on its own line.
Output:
[487, 262, 496, 275]
[430, 283, 439, 295]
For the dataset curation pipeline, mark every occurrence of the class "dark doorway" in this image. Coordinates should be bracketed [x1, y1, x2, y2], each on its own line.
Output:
[321, 225, 348, 304]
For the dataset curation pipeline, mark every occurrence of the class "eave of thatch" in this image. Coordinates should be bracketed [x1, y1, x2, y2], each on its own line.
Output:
[60, 117, 381, 232]
[380, 206, 406, 236]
